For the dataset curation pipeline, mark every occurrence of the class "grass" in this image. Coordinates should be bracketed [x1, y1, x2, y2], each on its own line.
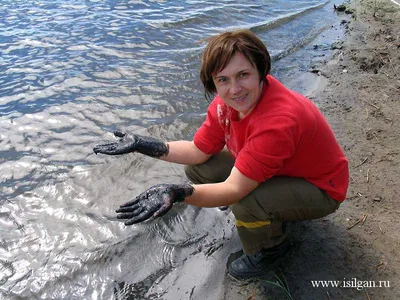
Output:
[259, 271, 293, 300]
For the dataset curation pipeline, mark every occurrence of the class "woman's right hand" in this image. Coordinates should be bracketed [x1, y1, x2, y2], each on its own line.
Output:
[93, 131, 169, 157]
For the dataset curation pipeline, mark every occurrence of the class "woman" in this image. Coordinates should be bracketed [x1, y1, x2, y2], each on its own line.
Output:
[93, 30, 349, 280]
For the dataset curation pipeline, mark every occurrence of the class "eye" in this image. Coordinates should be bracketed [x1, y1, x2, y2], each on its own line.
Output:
[216, 77, 227, 83]
[239, 72, 248, 77]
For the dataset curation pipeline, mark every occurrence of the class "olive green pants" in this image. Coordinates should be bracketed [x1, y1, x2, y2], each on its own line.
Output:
[184, 150, 341, 254]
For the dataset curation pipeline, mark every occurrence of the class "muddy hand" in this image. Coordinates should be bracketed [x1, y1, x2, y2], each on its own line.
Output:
[116, 184, 194, 225]
[93, 131, 169, 157]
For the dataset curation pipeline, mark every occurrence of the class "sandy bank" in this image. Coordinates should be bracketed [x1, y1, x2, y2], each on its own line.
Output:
[222, 0, 400, 299]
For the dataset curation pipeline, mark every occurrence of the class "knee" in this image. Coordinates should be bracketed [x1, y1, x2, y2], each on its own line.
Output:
[184, 164, 204, 184]
[231, 196, 256, 220]
[184, 164, 196, 181]
[184, 153, 233, 184]
[232, 194, 275, 222]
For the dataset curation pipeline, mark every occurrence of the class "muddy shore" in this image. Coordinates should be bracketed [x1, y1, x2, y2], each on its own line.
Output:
[222, 0, 400, 299]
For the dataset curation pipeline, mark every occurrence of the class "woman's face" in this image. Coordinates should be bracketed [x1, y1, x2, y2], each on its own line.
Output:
[212, 52, 263, 119]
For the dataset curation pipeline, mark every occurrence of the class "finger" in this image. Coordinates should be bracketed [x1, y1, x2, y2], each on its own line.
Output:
[117, 196, 144, 208]
[114, 131, 126, 138]
[117, 206, 143, 219]
[93, 143, 119, 155]
[116, 212, 135, 219]
[124, 210, 154, 225]
[115, 203, 140, 213]
[153, 203, 172, 218]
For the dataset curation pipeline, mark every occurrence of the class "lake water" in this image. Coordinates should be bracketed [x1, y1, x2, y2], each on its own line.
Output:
[0, 0, 345, 299]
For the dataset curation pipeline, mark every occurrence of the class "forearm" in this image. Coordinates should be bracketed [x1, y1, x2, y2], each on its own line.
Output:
[183, 167, 259, 207]
[183, 182, 245, 207]
[160, 140, 211, 165]
[93, 131, 211, 164]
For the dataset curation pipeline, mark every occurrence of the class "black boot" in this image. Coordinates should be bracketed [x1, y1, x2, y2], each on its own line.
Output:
[228, 239, 291, 280]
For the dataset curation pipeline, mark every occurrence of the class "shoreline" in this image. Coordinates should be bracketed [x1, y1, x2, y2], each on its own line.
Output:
[222, 0, 400, 299]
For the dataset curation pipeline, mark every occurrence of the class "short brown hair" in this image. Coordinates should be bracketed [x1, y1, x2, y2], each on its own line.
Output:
[200, 30, 271, 100]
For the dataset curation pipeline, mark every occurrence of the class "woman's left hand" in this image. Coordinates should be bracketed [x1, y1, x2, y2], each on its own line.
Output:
[115, 184, 194, 225]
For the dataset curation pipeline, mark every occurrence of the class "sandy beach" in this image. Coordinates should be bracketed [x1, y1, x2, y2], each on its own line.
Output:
[222, 0, 400, 299]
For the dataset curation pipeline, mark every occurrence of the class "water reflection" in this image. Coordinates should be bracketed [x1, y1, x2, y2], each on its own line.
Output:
[0, 0, 342, 298]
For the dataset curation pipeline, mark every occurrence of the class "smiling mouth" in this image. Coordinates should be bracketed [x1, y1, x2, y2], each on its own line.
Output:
[232, 95, 247, 102]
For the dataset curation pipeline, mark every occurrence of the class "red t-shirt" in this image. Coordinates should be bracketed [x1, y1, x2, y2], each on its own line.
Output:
[194, 75, 349, 201]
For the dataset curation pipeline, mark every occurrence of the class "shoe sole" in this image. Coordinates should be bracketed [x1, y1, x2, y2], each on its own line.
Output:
[227, 273, 260, 286]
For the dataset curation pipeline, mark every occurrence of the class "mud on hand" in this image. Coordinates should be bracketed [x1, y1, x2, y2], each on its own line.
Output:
[93, 131, 169, 157]
[115, 184, 194, 225]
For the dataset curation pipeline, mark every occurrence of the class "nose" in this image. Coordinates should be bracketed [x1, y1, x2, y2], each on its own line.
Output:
[229, 80, 242, 95]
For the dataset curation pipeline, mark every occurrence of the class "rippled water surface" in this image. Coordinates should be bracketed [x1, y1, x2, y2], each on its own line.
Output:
[1, 0, 343, 299]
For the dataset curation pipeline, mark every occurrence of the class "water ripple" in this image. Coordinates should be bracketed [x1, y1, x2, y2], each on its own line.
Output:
[0, 0, 341, 298]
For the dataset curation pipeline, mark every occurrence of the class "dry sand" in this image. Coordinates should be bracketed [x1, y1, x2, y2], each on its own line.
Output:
[222, 0, 400, 299]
